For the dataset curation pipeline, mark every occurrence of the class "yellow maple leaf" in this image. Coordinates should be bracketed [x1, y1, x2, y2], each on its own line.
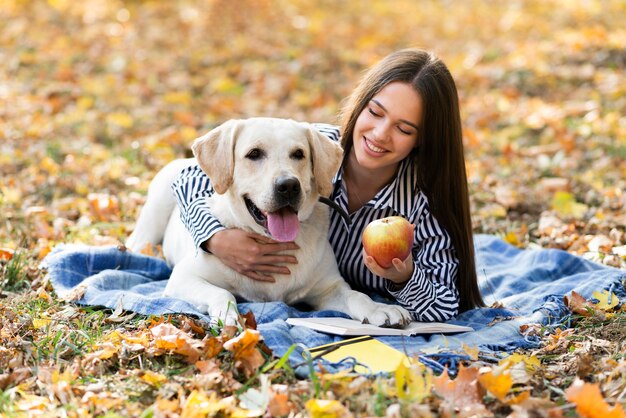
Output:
[395, 361, 432, 403]
[181, 390, 232, 418]
[593, 290, 619, 311]
[140, 370, 167, 386]
[462, 343, 479, 360]
[551, 191, 588, 219]
[305, 399, 350, 418]
[499, 353, 540, 371]
[503, 231, 521, 247]
[32, 318, 52, 329]
[478, 369, 513, 401]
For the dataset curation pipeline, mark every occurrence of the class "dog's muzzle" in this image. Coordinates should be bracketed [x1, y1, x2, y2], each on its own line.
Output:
[244, 176, 302, 243]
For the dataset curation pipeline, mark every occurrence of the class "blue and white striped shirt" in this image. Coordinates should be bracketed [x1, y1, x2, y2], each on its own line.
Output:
[172, 124, 460, 321]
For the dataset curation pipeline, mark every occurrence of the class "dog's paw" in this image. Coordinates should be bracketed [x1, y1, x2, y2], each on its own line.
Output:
[365, 305, 412, 328]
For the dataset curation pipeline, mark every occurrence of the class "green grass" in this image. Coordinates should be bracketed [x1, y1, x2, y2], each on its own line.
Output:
[1, 251, 28, 293]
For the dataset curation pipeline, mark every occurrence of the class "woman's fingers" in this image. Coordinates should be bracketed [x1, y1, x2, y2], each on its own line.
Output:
[243, 270, 276, 283]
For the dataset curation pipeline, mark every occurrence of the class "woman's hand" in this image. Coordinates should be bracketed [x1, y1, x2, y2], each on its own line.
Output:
[363, 250, 414, 287]
[204, 229, 299, 283]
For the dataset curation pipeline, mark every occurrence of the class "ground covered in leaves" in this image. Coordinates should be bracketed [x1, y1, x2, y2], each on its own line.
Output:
[1, 0, 626, 416]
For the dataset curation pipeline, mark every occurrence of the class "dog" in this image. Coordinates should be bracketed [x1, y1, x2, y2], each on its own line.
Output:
[127, 117, 411, 327]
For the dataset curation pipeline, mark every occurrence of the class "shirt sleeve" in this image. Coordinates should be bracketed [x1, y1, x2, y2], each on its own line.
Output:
[384, 194, 460, 322]
[311, 123, 340, 142]
[171, 164, 225, 251]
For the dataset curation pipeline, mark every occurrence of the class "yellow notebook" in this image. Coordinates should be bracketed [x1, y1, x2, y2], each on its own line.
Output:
[306, 336, 409, 374]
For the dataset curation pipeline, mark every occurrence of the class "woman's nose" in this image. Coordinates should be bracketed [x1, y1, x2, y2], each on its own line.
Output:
[373, 121, 391, 141]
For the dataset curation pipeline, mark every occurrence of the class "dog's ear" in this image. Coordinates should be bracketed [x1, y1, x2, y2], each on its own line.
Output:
[191, 119, 243, 194]
[306, 126, 344, 197]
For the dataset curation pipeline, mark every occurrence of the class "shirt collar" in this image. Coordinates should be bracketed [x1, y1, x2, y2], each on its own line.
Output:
[333, 158, 417, 219]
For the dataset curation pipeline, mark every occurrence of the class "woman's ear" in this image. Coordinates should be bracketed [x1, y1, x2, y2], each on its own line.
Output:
[191, 119, 244, 194]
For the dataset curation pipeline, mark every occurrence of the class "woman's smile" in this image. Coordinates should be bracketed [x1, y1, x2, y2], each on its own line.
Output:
[363, 136, 388, 154]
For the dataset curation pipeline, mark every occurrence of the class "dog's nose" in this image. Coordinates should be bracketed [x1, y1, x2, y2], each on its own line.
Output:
[275, 176, 301, 204]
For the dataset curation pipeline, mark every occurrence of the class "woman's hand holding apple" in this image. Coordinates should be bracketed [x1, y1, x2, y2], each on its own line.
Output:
[363, 250, 414, 286]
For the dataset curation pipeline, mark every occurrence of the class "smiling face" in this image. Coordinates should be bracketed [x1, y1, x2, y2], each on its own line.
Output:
[351, 82, 422, 175]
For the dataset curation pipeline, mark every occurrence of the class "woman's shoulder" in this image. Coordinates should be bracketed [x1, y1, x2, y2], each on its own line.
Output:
[311, 123, 340, 142]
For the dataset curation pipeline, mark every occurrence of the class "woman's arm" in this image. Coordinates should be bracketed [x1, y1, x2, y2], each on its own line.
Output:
[390, 209, 459, 321]
[171, 164, 298, 282]
[375, 195, 460, 322]
[171, 165, 224, 250]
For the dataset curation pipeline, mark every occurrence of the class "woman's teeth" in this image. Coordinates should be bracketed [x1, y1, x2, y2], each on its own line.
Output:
[365, 138, 385, 153]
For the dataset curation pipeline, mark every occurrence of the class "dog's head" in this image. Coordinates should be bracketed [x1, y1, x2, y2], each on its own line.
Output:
[192, 118, 343, 242]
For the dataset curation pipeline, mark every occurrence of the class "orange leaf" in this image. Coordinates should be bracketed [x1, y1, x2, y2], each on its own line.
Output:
[0, 247, 14, 261]
[201, 337, 224, 359]
[268, 392, 291, 417]
[151, 323, 203, 363]
[223, 329, 265, 377]
[564, 291, 602, 318]
[565, 378, 626, 418]
[433, 366, 490, 416]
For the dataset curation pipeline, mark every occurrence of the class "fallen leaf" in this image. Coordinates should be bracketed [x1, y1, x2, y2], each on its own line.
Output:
[433, 365, 491, 417]
[395, 361, 432, 403]
[238, 374, 270, 414]
[592, 290, 619, 311]
[565, 378, 626, 418]
[477, 368, 513, 401]
[305, 399, 350, 418]
[551, 191, 588, 219]
[268, 392, 291, 417]
[223, 329, 265, 377]
[0, 247, 14, 261]
[500, 353, 541, 371]
[462, 343, 480, 361]
[140, 370, 167, 387]
[151, 323, 203, 363]
[180, 390, 231, 418]
[564, 291, 604, 319]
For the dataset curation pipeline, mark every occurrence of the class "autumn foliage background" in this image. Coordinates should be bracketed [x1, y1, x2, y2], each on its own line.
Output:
[1, 0, 626, 416]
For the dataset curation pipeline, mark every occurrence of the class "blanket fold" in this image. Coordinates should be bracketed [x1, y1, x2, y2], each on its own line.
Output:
[42, 234, 625, 375]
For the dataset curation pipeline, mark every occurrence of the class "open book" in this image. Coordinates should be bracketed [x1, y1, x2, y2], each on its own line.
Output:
[286, 317, 473, 336]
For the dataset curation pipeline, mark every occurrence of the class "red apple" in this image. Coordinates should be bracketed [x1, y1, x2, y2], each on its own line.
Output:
[362, 216, 414, 268]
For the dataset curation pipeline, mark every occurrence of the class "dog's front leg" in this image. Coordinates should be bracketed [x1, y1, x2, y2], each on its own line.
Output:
[311, 281, 412, 328]
[163, 253, 240, 326]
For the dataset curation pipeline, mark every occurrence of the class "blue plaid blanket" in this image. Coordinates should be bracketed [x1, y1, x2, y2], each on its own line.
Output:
[42, 234, 625, 375]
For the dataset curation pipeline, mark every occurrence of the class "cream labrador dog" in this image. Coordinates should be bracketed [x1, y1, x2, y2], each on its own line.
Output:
[127, 118, 411, 327]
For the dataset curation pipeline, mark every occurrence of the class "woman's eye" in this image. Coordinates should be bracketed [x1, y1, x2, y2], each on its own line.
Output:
[368, 108, 381, 117]
[398, 127, 414, 135]
[245, 148, 265, 160]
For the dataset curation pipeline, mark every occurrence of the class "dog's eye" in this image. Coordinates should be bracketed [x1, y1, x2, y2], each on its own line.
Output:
[246, 148, 265, 160]
[291, 149, 305, 160]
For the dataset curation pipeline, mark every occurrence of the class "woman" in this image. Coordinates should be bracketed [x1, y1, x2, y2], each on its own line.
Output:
[172, 48, 484, 321]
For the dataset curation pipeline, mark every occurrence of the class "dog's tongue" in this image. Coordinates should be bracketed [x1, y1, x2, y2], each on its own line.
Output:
[267, 208, 299, 242]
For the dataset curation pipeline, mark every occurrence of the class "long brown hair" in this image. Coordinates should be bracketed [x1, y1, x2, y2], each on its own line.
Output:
[339, 48, 484, 312]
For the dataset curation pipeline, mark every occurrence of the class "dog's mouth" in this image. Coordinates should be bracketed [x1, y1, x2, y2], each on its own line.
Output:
[244, 197, 300, 242]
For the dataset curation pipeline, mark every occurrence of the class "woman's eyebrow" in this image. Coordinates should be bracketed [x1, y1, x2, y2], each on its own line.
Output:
[371, 99, 419, 130]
